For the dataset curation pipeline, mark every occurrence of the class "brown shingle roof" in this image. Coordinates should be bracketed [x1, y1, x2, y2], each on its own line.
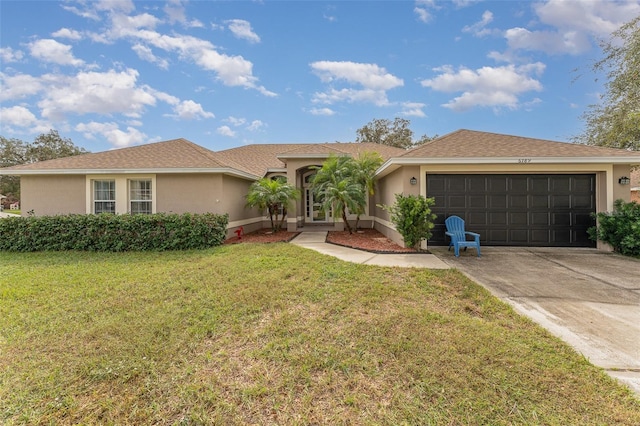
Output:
[402, 129, 640, 158]
[1, 138, 227, 171]
[216, 142, 405, 176]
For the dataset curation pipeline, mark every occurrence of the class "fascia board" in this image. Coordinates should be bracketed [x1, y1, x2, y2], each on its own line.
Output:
[375, 156, 640, 177]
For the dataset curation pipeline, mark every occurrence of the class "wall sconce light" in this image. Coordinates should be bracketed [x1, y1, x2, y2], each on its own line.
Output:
[410, 177, 417, 185]
[619, 176, 630, 185]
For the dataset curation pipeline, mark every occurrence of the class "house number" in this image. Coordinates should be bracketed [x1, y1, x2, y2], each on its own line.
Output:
[518, 158, 532, 163]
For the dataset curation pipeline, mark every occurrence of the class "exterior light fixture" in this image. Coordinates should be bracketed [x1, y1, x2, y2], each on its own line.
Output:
[619, 176, 631, 185]
[410, 177, 417, 185]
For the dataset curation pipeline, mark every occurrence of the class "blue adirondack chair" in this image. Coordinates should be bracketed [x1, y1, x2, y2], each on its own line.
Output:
[445, 215, 481, 257]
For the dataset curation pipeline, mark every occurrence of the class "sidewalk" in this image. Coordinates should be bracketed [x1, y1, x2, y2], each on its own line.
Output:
[0, 211, 20, 218]
[290, 232, 450, 269]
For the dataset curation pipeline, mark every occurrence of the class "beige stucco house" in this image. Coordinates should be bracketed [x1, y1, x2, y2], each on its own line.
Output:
[1, 129, 638, 250]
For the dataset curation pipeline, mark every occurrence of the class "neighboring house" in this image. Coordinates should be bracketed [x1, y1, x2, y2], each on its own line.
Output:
[631, 168, 639, 203]
[1, 129, 638, 251]
[9, 202, 19, 210]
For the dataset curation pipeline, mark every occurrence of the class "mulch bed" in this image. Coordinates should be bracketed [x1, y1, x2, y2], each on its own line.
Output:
[224, 229, 300, 244]
[224, 227, 420, 254]
[326, 228, 420, 253]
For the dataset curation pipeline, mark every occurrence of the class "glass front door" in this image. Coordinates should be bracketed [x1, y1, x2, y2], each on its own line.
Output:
[305, 188, 330, 222]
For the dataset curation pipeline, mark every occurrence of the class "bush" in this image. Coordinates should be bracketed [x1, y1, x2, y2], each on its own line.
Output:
[0, 212, 229, 252]
[378, 194, 437, 249]
[588, 199, 640, 257]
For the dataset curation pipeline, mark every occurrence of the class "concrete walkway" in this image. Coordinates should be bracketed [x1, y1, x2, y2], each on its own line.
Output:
[290, 231, 450, 269]
[0, 211, 19, 218]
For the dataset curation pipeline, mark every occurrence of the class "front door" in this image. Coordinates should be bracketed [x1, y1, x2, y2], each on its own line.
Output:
[303, 171, 331, 223]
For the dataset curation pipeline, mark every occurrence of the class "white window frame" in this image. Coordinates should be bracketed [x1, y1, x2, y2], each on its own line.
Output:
[86, 175, 156, 214]
[129, 179, 153, 214]
[93, 180, 116, 214]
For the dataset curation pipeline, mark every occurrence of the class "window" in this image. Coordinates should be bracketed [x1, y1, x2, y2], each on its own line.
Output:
[94, 180, 115, 214]
[129, 180, 152, 214]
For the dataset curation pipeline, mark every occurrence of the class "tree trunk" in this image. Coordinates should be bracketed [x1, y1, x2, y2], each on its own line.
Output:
[342, 210, 352, 234]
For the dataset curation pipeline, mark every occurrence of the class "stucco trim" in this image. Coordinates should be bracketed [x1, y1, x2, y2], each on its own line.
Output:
[1, 167, 259, 180]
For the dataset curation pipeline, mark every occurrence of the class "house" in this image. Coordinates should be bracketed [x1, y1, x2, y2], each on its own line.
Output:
[631, 169, 639, 203]
[1, 129, 638, 250]
[9, 202, 19, 210]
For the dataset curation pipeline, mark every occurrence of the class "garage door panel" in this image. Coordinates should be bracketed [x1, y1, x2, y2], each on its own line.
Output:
[531, 195, 549, 208]
[427, 174, 596, 247]
[510, 211, 528, 225]
[531, 212, 549, 225]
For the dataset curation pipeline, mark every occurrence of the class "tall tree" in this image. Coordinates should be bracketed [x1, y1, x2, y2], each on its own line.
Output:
[573, 16, 640, 150]
[26, 129, 88, 162]
[356, 117, 437, 149]
[245, 177, 300, 232]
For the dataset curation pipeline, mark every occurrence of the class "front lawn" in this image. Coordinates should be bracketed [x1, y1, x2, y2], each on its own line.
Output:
[1, 244, 638, 424]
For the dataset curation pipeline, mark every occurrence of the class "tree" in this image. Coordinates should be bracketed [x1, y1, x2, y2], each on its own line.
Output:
[26, 129, 88, 162]
[0, 137, 26, 203]
[245, 177, 300, 232]
[356, 117, 438, 149]
[351, 151, 383, 229]
[310, 155, 365, 234]
[573, 16, 640, 150]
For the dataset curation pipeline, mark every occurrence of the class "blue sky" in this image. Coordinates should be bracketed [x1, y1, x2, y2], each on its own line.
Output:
[1, 0, 639, 153]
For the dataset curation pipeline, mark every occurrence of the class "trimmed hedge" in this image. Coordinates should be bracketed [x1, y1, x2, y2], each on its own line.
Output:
[588, 199, 640, 257]
[0, 212, 229, 252]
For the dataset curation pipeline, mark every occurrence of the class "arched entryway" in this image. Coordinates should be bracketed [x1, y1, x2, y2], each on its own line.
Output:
[302, 170, 333, 223]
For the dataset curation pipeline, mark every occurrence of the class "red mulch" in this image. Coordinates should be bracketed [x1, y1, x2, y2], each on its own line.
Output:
[224, 229, 300, 244]
[326, 228, 419, 253]
[225, 227, 418, 253]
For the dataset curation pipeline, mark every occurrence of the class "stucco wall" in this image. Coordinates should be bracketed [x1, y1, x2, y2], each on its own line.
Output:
[156, 174, 222, 214]
[21, 175, 86, 216]
[612, 164, 632, 203]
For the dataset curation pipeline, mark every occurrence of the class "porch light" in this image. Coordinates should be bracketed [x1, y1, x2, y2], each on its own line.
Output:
[619, 176, 631, 185]
[410, 177, 417, 185]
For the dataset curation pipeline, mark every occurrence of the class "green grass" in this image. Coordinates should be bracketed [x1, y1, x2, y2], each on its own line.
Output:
[1, 244, 638, 425]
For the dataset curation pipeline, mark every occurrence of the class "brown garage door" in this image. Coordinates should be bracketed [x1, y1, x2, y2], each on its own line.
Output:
[427, 174, 596, 247]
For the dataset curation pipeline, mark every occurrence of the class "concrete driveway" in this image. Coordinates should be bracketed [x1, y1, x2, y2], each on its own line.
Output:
[430, 246, 640, 396]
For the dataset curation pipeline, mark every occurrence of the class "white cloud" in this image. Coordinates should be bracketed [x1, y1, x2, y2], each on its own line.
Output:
[0, 47, 24, 63]
[309, 107, 336, 116]
[247, 120, 265, 131]
[52, 28, 83, 40]
[217, 125, 236, 137]
[132, 43, 169, 69]
[421, 63, 545, 111]
[501, 0, 640, 56]
[226, 19, 261, 43]
[226, 116, 246, 126]
[414, 7, 432, 23]
[505, 27, 591, 56]
[462, 10, 495, 37]
[172, 100, 214, 120]
[400, 102, 426, 117]
[37, 69, 156, 120]
[164, 0, 203, 27]
[1, 106, 38, 127]
[0, 106, 51, 134]
[310, 61, 403, 107]
[28, 39, 85, 66]
[0, 73, 43, 101]
[75, 121, 147, 148]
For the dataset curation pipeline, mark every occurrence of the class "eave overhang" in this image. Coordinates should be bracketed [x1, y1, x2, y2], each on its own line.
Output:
[376, 156, 640, 177]
[0, 167, 260, 181]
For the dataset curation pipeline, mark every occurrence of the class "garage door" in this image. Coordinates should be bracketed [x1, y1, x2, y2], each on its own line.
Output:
[427, 174, 596, 247]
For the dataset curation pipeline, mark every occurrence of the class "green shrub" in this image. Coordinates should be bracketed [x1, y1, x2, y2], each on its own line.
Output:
[0, 212, 228, 252]
[588, 199, 640, 257]
[378, 194, 437, 249]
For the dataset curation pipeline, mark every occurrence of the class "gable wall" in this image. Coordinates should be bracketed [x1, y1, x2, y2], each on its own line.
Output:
[21, 175, 86, 216]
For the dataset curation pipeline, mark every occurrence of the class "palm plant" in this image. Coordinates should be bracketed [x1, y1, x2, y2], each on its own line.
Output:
[351, 151, 383, 229]
[246, 177, 300, 232]
[311, 155, 366, 234]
